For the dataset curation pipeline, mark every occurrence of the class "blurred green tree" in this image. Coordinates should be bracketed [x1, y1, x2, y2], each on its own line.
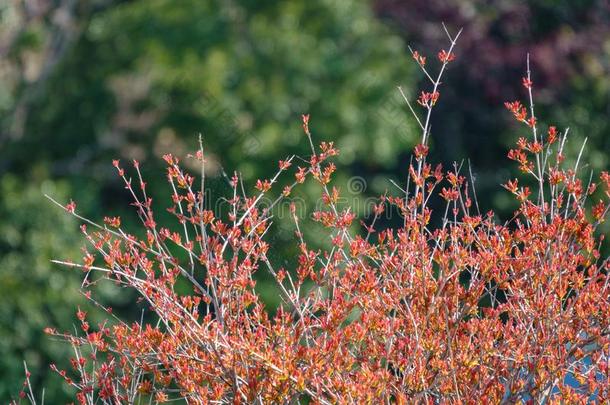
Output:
[4, 0, 416, 177]
[0, 175, 84, 401]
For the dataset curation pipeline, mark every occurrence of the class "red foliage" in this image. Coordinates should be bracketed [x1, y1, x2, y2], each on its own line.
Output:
[22, 30, 610, 403]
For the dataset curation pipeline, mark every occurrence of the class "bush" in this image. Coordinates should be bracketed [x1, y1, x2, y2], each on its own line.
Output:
[15, 29, 610, 403]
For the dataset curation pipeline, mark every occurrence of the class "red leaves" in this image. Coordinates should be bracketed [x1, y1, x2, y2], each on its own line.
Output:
[42, 46, 610, 405]
[516, 186, 531, 202]
[437, 49, 456, 63]
[322, 186, 340, 205]
[202, 209, 214, 224]
[549, 168, 565, 185]
[65, 200, 76, 214]
[295, 167, 307, 184]
[547, 126, 557, 144]
[417, 90, 440, 107]
[592, 201, 606, 221]
[504, 100, 528, 122]
[413, 143, 429, 160]
[504, 100, 522, 114]
[301, 113, 310, 135]
[162, 154, 175, 165]
[507, 148, 533, 172]
[412, 50, 426, 66]
[503, 178, 519, 194]
[103, 216, 121, 228]
[112, 159, 125, 176]
[440, 187, 459, 201]
[76, 307, 86, 322]
[319, 141, 338, 157]
[255, 179, 271, 192]
[318, 163, 336, 185]
[527, 115, 537, 128]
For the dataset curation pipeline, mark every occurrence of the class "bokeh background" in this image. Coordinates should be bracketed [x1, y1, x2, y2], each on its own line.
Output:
[1, 0, 609, 401]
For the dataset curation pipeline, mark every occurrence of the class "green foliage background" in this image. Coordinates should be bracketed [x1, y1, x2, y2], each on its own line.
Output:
[1, 0, 608, 401]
